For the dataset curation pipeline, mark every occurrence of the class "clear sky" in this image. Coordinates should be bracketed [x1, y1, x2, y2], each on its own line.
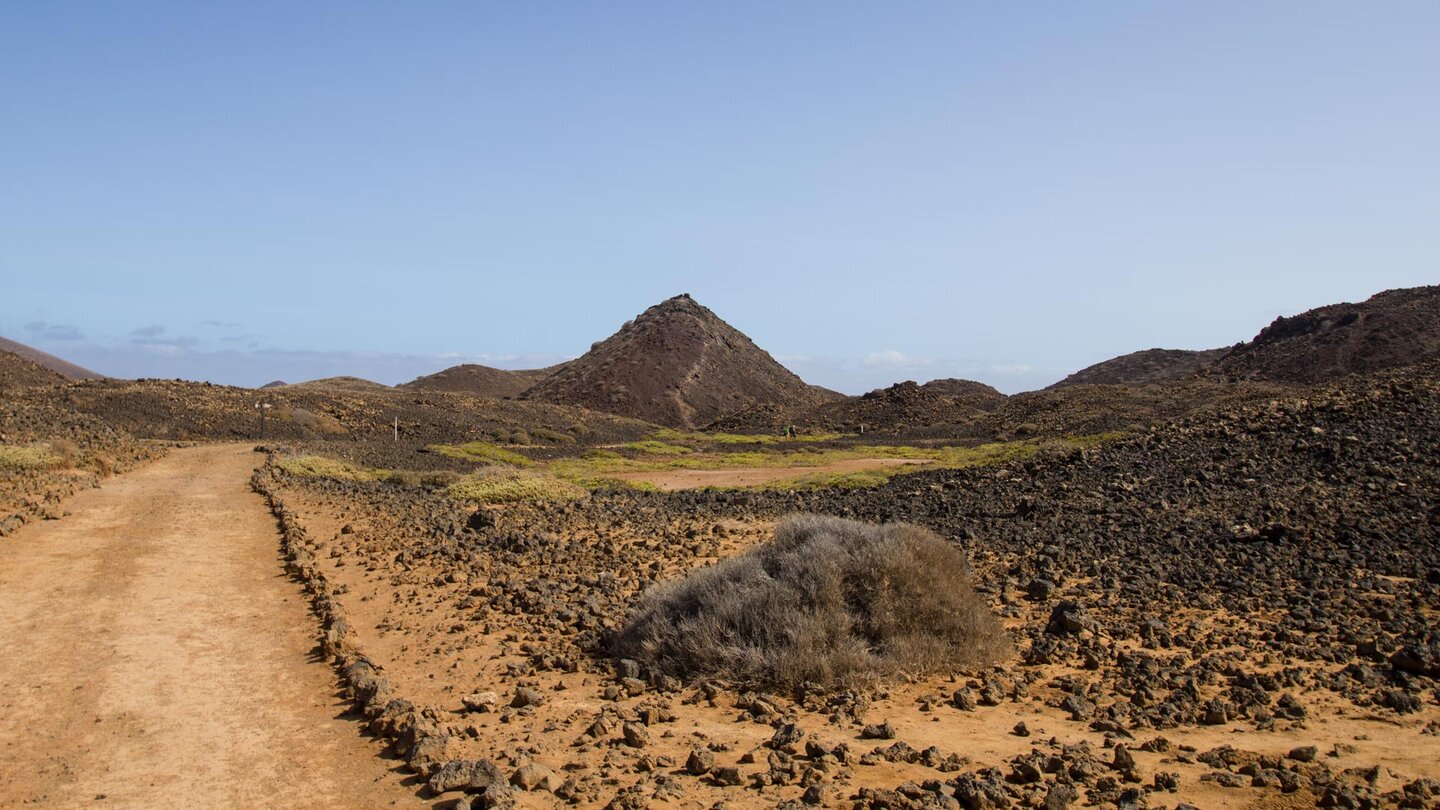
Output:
[2, 2, 1436, 393]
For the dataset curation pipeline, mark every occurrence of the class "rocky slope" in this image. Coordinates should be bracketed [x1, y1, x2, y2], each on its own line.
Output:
[524, 294, 836, 428]
[713, 378, 1008, 435]
[4, 378, 657, 467]
[402, 363, 560, 399]
[0, 350, 72, 392]
[0, 337, 102, 380]
[265, 360, 1440, 809]
[1210, 285, 1440, 383]
[1048, 348, 1228, 388]
[282, 376, 392, 392]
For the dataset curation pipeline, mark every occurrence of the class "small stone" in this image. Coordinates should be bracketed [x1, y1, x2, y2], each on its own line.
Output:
[686, 748, 715, 776]
[511, 687, 545, 708]
[860, 721, 896, 740]
[428, 759, 506, 794]
[622, 722, 650, 748]
[712, 766, 744, 786]
[1286, 745, 1318, 763]
[462, 692, 500, 713]
[510, 763, 558, 792]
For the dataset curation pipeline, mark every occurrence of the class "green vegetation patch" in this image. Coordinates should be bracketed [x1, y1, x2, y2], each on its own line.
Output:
[650, 428, 843, 446]
[428, 441, 533, 466]
[274, 454, 378, 481]
[445, 468, 588, 504]
[620, 440, 693, 455]
[761, 468, 896, 491]
[0, 444, 66, 471]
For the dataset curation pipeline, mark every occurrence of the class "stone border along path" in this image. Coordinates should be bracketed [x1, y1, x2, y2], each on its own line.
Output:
[252, 459, 521, 808]
[0, 444, 423, 809]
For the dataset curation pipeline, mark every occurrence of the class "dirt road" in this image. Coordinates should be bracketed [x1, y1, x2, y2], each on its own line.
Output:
[0, 444, 424, 808]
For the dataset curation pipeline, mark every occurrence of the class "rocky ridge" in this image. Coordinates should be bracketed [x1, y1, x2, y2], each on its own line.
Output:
[524, 294, 837, 429]
[403, 363, 561, 399]
[1048, 348, 1228, 389]
[1209, 285, 1440, 383]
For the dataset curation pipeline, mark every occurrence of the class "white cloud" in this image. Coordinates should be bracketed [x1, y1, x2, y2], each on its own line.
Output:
[861, 349, 937, 369]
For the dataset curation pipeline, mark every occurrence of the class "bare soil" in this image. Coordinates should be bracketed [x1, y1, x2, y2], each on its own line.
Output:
[278, 490, 1440, 809]
[0, 445, 425, 809]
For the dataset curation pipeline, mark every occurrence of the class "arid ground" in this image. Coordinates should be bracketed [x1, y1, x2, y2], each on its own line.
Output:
[0, 446, 425, 808]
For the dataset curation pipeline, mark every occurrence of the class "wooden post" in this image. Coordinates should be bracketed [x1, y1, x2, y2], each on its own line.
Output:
[393, 417, 399, 443]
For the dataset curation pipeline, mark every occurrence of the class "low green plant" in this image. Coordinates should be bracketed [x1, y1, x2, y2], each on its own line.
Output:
[0, 444, 65, 471]
[445, 468, 587, 504]
[650, 428, 843, 446]
[763, 468, 896, 491]
[428, 441, 533, 466]
[382, 468, 464, 488]
[621, 440, 693, 455]
[531, 428, 578, 445]
[274, 455, 377, 481]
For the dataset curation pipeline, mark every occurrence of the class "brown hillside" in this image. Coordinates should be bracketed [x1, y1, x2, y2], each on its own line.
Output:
[1210, 285, 1440, 383]
[0, 350, 72, 391]
[401, 363, 562, 398]
[1048, 347, 1227, 388]
[0, 337, 103, 380]
[711, 378, 1007, 435]
[283, 376, 391, 392]
[523, 294, 836, 428]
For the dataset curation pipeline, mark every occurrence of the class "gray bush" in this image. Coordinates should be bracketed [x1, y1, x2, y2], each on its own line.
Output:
[613, 514, 1008, 689]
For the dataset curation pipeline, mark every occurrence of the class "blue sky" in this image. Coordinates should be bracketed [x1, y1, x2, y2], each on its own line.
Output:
[2, 2, 1436, 393]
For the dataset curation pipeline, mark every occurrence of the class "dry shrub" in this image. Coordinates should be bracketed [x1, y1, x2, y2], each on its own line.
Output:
[613, 515, 1008, 690]
[382, 469, 423, 487]
[274, 454, 375, 481]
[445, 467, 587, 504]
[0, 444, 65, 471]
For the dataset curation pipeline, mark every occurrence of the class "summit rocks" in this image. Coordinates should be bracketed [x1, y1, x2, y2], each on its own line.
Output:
[523, 294, 835, 428]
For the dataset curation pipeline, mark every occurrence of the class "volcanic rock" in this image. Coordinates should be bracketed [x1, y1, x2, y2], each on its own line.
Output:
[523, 294, 834, 428]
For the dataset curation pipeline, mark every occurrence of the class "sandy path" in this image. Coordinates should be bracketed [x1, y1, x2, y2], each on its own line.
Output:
[0, 445, 424, 809]
[610, 457, 930, 491]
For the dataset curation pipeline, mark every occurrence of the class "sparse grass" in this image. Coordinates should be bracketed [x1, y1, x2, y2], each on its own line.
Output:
[571, 476, 661, 493]
[428, 441, 533, 466]
[274, 455, 378, 481]
[531, 428, 577, 445]
[650, 428, 843, 446]
[382, 469, 462, 489]
[620, 440, 693, 455]
[545, 433, 1126, 493]
[614, 515, 1008, 689]
[0, 444, 66, 471]
[761, 468, 895, 491]
[445, 468, 588, 504]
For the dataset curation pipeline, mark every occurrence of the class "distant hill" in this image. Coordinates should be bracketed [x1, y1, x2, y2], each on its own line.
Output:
[283, 376, 391, 392]
[258, 380, 289, 389]
[1048, 348, 1228, 389]
[1209, 285, 1440, 383]
[402, 363, 563, 399]
[0, 336, 103, 380]
[523, 294, 837, 428]
[712, 378, 1006, 435]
